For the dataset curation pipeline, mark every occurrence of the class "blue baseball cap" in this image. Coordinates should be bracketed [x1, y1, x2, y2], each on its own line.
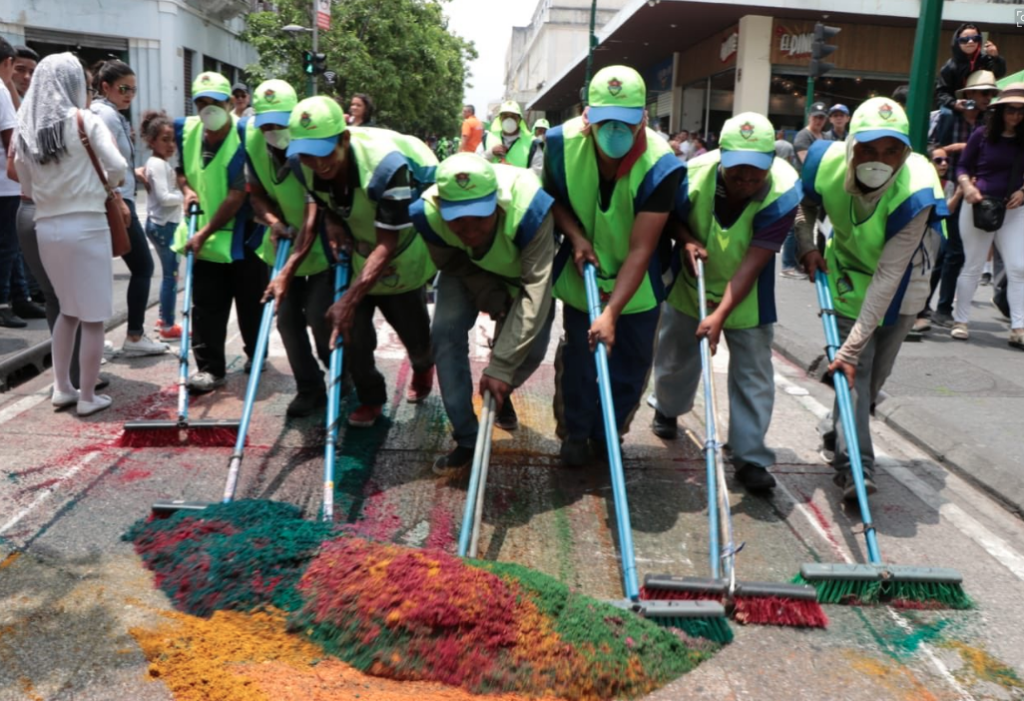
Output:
[719, 113, 776, 171]
[435, 154, 499, 221]
[587, 66, 646, 125]
[829, 104, 850, 115]
[286, 96, 347, 158]
[850, 98, 911, 147]
[192, 72, 231, 102]
[253, 80, 298, 128]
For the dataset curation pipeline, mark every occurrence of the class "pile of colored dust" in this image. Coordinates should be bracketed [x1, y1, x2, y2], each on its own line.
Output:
[127, 501, 718, 700]
[131, 607, 536, 701]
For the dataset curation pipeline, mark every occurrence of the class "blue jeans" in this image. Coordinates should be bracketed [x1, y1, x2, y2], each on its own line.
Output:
[432, 272, 555, 448]
[781, 229, 799, 270]
[0, 195, 30, 304]
[122, 199, 154, 335]
[936, 203, 963, 316]
[145, 219, 180, 326]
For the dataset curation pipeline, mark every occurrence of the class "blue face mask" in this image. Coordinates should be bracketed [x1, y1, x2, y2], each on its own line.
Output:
[596, 120, 635, 159]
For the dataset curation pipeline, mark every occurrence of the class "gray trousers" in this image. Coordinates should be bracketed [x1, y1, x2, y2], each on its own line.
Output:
[821, 313, 916, 478]
[650, 304, 777, 469]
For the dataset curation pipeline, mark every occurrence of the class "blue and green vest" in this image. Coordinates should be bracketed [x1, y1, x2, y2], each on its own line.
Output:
[545, 118, 683, 314]
[483, 119, 531, 168]
[803, 140, 948, 323]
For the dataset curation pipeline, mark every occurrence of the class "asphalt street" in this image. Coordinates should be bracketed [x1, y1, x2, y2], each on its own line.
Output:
[1, 285, 1023, 700]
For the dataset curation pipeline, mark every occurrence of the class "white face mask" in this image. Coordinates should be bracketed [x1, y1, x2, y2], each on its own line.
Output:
[199, 105, 229, 131]
[855, 161, 894, 189]
[502, 117, 518, 134]
[263, 128, 291, 150]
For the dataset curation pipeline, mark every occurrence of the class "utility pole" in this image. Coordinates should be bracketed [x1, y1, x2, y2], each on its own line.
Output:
[906, 0, 943, 152]
[582, 0, 598, 105]
[310, 0, 319, 97]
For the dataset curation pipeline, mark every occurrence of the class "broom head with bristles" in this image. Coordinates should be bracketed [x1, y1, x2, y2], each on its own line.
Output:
[120, 420, 241, 448]
[795, 563, 972, 609]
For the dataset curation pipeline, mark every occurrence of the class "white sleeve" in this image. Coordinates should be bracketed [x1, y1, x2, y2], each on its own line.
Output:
[530, 143, 544, 178]
[13, 144, 33, 199]
[84, 110, 127, 188]
[0, 85, 17, 131]
[148, 158, 183, 208]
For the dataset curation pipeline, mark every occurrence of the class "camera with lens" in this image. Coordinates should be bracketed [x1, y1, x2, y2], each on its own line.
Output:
[963, 99, 977, 110]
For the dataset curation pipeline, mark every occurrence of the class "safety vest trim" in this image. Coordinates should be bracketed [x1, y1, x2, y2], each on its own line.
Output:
[799, 139, 830, 206]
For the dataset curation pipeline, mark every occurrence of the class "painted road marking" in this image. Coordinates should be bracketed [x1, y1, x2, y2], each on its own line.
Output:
[0, 389, 50, 427]
[0, 450, 103, 537]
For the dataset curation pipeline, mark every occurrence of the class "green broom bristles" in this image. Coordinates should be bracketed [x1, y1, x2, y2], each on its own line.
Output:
[657, 615, 734, 645]
[792, 573, 973, 609]
[792, 574, 882, 605]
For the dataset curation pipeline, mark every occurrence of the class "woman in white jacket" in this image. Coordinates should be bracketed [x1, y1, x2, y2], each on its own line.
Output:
[14, 53, 127, 416]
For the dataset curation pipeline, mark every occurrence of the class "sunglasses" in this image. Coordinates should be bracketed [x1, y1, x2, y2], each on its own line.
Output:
[117, 84, 137, 95]
[932, 157, 949, 164]
[1004, 105, 1024, 115]
[957, 35, 981, 45]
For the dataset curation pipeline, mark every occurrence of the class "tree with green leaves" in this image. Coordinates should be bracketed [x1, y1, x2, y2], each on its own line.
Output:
[242, 0, 476, 138]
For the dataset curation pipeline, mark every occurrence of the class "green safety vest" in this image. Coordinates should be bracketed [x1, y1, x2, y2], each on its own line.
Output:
[409, 165, 554, 295]
[546, 117, 682, 314]
[245, 121, 330, 276]
[668, 151, 802, 329]
[294, 128, 436, 295]
[805, 141, 947, 323]
[483, 120, 531, 168]
[172, 115, 247, 264]
[355, 127, 438, 195]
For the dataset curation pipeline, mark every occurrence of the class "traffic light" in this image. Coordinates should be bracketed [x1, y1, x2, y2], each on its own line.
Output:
[810, 23, 840, 79]
[303, 50, 327, 75]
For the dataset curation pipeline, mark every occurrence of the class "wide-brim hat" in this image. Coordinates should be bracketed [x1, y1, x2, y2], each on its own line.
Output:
[993, 82, 1024, 106]
[956, 70, 999, 96]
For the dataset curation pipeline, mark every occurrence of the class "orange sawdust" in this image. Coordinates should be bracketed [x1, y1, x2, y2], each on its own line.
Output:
[130, 606, 547, 701]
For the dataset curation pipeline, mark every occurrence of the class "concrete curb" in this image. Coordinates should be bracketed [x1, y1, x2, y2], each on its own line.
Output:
[771, 325, 1024, 518]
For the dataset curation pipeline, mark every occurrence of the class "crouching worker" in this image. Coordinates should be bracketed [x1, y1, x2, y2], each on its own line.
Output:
[411, 153, 556, 474]
[649, 112, 802, 493]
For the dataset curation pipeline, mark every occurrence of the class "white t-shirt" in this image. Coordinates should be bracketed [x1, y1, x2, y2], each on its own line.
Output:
[0, 83, 20, 197]
[144, 156, 183, 226]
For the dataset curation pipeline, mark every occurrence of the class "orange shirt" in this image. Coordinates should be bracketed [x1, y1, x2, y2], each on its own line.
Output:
[460, 116, 484, 153]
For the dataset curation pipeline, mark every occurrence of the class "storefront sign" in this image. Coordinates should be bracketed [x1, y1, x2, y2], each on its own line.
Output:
[720, 32, 738, 63]
[777, 27, 813, 57]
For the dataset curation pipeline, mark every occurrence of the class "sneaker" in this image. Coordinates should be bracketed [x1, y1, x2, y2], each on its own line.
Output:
[122, 334, 170, 356]
[188, 371, 227, 393]
[911, 317, 931, 333]
[432, 445, 475, 476]
[840, 471, 878, 503]
[12, 298, 46, 319]
[494, 397, 518, 431]
[244, 356, 267, 374]
[651, 410, 678, 439]
[1009, 329, 1024, 350]
[77, 394, 112, 417]
[286, 390, 326, 418]
[735, 463, 776, 492]
[931, 312, 954, 329]
[406, 367, 434, 403]
[0, 305, 27, 328]
[818, 433, 836, 466]
[980, 272, 992, 286]
[52, 388, 80, 410]
[348, 404, 383, 428]
[159, 324, 184, 341]
[950, 322, 969, 340]
[155, 319, 165, 329]
[560, 438, 592, 467]
[780, 267, 807, 280]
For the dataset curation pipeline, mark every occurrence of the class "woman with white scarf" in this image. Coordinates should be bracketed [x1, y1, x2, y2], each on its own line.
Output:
[13, 53, 127, 416]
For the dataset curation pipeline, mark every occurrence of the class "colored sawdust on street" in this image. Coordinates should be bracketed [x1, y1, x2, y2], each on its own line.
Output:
[843, 651, 940, 701]
[942, 640, 1024, 692]
[126, 500, 718, 700]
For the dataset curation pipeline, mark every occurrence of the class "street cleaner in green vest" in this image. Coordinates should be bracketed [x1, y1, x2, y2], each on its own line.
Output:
[528, 118, 550, 178]
[797, 98, 947, 501]
[174, 71, 268, 393]
[544, 65, 684, 466]
[410, 153, 556, 474]
[285, 96, 436, 428]
[649, 112, 802, 493]
[480, 100, 540, 171]
[245, 79, 333, 418]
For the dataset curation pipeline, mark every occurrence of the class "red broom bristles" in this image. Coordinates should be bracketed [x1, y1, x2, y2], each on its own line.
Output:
[640, 587, 829, 629]
[119, 426, 240, 448]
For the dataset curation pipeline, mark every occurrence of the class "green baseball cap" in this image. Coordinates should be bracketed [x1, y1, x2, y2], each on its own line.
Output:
[498, 100, 522, 118]
[286, 96, 348, 158]
[533, 118, 550, 132]
[850, 97, 911, 147]
[435, 153, 498, 221]
[253, 80, 298, 128]
[719, 112, 776, 170]
[588, 65, 646, 125]
[192, 71, 231, 102]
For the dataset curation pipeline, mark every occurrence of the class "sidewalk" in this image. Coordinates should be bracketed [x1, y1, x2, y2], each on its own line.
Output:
[770, 261, 1024, 518]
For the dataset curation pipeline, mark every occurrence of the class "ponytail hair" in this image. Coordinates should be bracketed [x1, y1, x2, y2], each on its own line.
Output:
[91, 58, 135, 93]
[140, 109, 172, 145]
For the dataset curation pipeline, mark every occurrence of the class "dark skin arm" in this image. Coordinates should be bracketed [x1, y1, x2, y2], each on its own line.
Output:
[588, 210, 669, 352]
[669, 218, 708, 277]
[552, 201, 599, 275]
[263, 201, 319, 303]
[184, 188, 246, 255]
[698, 246, 775, 354]
[327, 227, 399, 346]
[249, 180, 291, 243]
[797, 248, 856, 386]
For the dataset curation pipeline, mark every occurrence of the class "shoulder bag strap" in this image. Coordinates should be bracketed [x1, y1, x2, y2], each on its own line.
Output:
[76, 110, 113, 196]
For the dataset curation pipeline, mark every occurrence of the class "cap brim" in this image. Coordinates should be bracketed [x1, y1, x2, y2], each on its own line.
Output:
[810, 110, 828, 117]
[854, 129, 911, 147]
[255, 111, 291, 128]
[956, 85, 999, 96]
[720, 150, 774, 170]
[193, 90, 230, 102]
[439, 193, 498, 221]
[286, 135, 340, 158]
[588, 105, 644, 125]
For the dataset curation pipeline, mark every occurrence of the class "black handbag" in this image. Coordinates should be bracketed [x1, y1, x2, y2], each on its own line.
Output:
[972, 148, 1023, 233]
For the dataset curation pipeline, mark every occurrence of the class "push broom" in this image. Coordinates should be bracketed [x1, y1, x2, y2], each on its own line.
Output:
[121, 202, 241, 448]
[642, 259, 826, 628]
[583, 263, 732, 644]
[151, 238, 293, 517]
[321, 254, 351, 522]
[457, 391, 497, 558]
[793, 271, 970, 609]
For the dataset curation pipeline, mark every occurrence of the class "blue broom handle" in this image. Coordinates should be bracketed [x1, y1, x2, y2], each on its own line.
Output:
[584, 263, 639, 602]
[222, 238, 292, 504]
[695, 259, 721, 581]
[459, 391, 494, 557]
[814, 271, 882, 564]
[322, 255, 351, 522]
[176, 203, 201, 425]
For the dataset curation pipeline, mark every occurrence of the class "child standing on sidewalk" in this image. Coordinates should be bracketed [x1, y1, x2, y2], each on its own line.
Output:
[141, 110, 184, 340]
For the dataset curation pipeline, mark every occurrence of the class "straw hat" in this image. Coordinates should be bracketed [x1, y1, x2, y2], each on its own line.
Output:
[993, 82, 1024, 106]
[956, 70, 999, 96]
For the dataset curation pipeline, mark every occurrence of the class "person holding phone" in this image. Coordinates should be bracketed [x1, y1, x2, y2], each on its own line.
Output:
[935, 24, 1006, 111]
